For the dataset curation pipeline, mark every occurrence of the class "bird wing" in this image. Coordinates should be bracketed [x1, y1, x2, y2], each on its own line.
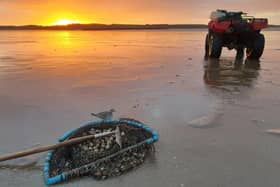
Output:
[91, 113, 104, 119]
[91, 111, 112, 120]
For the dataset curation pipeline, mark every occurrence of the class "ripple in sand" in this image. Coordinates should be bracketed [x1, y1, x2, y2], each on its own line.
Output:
[265, 129, 280, 135]
[0, 157, 41, 170]
[188, 112, 223, 128]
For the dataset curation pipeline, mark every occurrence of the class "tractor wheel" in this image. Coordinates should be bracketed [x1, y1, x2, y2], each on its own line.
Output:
[236, 47, 244, 60]
[206, 33, 223, 58]
[246, 33, 265, 60]
[204, 34, 209, 58]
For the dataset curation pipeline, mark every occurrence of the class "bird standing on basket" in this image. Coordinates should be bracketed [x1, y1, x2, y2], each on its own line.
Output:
[91, 109, 116, 120]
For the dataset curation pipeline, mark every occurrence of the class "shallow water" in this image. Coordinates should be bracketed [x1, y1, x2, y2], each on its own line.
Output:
[0, 29, 280, 186]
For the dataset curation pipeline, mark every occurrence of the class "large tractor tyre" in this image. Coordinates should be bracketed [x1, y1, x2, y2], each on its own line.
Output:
[206, 33, 223, 59]
[236, 47, 244, 60]
[205, 34, 209, 58]
[246, 33, 265, 60]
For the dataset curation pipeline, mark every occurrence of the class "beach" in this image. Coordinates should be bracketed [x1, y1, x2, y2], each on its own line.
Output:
[0, 29, 280, 186]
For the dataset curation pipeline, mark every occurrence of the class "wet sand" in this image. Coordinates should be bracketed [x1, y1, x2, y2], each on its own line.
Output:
[0, 29, 280, 186]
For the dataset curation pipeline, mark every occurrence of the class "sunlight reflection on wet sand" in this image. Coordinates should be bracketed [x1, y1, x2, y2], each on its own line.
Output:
[1, 30, 280, 187]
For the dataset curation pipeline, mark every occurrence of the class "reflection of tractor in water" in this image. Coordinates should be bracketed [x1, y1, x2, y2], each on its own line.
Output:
[205, 10, 268, 60]
[204, 59, 260, 88]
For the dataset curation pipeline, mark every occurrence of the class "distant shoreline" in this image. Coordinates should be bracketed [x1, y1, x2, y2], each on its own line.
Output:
[0, 24, 207, 31]
[0, 24, 279, 31]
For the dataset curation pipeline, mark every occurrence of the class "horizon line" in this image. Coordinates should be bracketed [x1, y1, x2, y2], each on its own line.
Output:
[0, 23, 279, 31]
[0, 23, 208, 27]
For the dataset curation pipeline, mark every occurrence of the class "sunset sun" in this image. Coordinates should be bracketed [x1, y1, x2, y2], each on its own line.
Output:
[54, 19, 80, 25]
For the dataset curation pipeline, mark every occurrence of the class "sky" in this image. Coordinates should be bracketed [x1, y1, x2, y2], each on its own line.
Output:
[0, 0, 279, 25]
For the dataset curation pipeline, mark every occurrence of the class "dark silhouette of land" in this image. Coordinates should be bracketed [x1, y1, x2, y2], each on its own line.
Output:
[0, 24, 208, 30]
[0, 23, 278, 31]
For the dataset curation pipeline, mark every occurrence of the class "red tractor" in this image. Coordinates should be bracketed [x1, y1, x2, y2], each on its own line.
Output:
[205, 10, 268, 60]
